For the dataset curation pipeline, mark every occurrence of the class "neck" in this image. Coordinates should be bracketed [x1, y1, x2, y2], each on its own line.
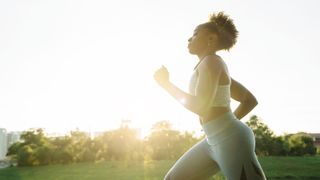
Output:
[193, 51, 217, 70]
[197, 50, 217, 61]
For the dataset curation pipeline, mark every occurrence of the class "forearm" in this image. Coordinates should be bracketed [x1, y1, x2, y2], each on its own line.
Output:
[233, 99, 258, 120]
[161, 81, 204, 115]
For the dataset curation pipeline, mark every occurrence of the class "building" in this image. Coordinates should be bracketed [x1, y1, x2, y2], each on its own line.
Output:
[0, 129, 22, 160]
[309, 133, 320, 148]
[7, 131, 21, 148]
[0, 128, 7, 160]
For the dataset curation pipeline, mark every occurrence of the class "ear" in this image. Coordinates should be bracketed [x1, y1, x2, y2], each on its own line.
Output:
[208, 34, 218, 43]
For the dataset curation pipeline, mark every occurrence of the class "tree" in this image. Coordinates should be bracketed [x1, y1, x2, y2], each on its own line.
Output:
[270, 136, 290, 156]
[51, 136, 73, 164]
[69, 130, 95, 162]
[20, 128, 47, 146]
[287, 133, 316, 156]
[146, 121, 200, 160]
[246, 115, 275, 156]
[12, 128, 52, 166]
[96, 126, 143, 161]
[17, 145, 36, 166]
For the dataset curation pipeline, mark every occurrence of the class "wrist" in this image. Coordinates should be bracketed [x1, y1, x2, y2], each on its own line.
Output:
[160, 80, 171, 90]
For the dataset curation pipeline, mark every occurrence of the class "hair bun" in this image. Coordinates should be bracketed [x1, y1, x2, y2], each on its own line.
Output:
[208, 12, 238, 51]
[209, 12, 229, 27]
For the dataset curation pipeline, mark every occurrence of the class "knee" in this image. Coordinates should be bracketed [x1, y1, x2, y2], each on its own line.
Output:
[164, 172, 172, 180]
[164, 171, 186, 180]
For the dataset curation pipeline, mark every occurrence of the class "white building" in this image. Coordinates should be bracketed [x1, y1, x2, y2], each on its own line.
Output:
[7, 131, 21, 148]
[0, 128, 7, 160]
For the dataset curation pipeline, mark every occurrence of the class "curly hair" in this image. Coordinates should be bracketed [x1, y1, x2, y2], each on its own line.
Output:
[200, 12, 238, 51]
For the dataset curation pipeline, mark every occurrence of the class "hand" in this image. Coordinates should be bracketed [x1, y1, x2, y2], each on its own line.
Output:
[153, 65, 170, 87]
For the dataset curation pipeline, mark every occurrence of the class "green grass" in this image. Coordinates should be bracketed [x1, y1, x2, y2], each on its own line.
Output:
[0, 156, 319, 180]
[259, 156, 320, 180]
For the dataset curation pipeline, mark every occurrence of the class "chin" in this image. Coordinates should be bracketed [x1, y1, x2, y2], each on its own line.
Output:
[188, 46, 198, 55]
[188, 49, 196, 55]
[188, 47, 194, 54]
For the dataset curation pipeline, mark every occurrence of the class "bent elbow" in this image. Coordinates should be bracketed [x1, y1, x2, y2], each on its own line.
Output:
[252, 97, 258, 107]
[249, 95, 258, 108]
[242, 93, 258, 108]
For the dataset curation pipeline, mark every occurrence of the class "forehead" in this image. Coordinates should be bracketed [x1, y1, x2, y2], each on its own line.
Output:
[193, 25, 211, 34]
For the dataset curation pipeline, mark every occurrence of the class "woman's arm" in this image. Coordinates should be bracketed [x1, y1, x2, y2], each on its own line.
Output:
[230, 78, 258, 120]
[154, 58, 222, 116]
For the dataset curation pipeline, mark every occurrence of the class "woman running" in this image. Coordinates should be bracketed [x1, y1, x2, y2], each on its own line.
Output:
[154, 12, 267, 180]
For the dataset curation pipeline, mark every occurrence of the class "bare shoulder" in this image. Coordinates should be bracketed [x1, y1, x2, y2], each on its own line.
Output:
[198, 55, 225, 72]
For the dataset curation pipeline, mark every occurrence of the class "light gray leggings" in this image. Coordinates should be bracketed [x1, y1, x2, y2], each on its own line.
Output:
[164, 112, 266, 180]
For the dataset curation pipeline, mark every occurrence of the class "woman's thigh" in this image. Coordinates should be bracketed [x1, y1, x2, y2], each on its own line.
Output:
[213, 133, 266, 180]
[164, 139, 220, 180]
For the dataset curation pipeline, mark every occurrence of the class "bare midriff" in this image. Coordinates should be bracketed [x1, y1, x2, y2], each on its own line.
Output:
[200, 106, 232, 124]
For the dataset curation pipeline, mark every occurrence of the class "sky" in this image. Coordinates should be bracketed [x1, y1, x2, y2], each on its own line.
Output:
[1, 0, 319, 137]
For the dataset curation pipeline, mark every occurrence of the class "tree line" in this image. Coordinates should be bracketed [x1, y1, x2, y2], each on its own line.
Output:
[7, 115, 318, 166]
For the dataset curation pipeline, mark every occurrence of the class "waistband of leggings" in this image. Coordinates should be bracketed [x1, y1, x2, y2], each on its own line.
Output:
[201, 111, 238, 139]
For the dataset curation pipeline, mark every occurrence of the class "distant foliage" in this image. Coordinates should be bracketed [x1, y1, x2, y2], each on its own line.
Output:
[95, 126, 143, 161]
[246, 115, 275, 156]
[146, 121, 198, 160]
[286, 133, 316, 156]
[246, 115, 316, 156]
[6, 121, 200, 166]
[6, 116, 317, 166]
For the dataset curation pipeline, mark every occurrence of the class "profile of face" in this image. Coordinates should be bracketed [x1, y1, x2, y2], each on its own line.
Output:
[187, 26, 217, 55]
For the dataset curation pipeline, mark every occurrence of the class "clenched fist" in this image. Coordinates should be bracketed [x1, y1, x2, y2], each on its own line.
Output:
[154, 66, 170, 87]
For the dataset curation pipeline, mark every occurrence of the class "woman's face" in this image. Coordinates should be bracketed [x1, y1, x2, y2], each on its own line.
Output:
[187, 26, 212, 55]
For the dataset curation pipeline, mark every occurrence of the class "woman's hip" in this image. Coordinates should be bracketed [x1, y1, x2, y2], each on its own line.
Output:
[201, 112, 255, 146]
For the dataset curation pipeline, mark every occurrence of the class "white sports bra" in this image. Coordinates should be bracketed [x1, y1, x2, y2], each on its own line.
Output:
[210, 84, 231, 107]
[189, 69, 231, 108]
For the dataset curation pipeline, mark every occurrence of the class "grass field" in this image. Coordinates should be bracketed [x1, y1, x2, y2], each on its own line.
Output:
[0, 156, 319, 180]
